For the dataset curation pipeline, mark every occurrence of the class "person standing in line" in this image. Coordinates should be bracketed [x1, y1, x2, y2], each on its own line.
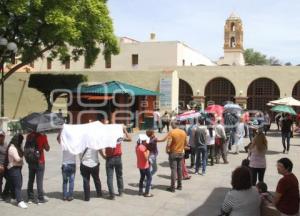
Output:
[233, 118, 245, 154]
[26, 131, 50, 204]
[0, 130, 10, 201]
[80, 148, 102, 201]
[206, 124, 216, 166]
[249, 132, 268, 186]
[273, 158, 299, 216]
[280, 113, 293, 154]
[215, 119, 228, 164]
[57, 133, 76, 201]
[158, 121, 187, 193]
[161, 111, 171, 133]
[263, 111, 271, 135]
[100, 127, 131, 200]
[7, 134, 28, 209]
[136, 135, 153, 197]
[153, 109, 162, 133]
[194, 118, 207, 175]
[145, 130, 158, 177]
[187, 118, 197, 168]
[275, 113, 282, 131]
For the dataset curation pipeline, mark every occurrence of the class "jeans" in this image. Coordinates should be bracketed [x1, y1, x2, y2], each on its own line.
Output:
[62, 164, 76, 198]
[8, 167, 23, 203]
[207, 145, 215, 165]
[27, 163, 45, 201]
[190, 147, 196, 167]
[169, 153, 183, 189]
[139, 168, 152, 194]
[282, 132, 291, 151]
[106, 156, 123, 197]
[80, 163, 102, 201]
[149, 154, 158, 176]
[250, 167, 266, 186]
[195, 148, 207, 173]
[161, 121, 170, 132]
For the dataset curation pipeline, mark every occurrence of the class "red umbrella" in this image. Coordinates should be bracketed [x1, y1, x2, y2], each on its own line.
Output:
[205, 105, 224, 117]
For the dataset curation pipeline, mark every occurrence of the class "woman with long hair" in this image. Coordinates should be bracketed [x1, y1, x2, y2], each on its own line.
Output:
[249, 131, 268, 186]
[7, 134, 27, 208]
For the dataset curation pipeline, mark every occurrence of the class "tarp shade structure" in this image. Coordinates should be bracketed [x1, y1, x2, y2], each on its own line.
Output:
[269, 97, 300, 107]
[73, 81, 160, 96]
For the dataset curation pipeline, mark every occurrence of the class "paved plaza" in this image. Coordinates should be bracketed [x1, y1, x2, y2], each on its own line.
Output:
[1, 126, 300, 216]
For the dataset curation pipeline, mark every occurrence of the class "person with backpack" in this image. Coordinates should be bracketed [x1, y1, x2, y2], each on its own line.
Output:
[25, 131, 50, 204]
[7, 134, 27, 209]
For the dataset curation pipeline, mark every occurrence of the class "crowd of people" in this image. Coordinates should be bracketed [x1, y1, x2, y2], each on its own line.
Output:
[0, 109, 299, 215]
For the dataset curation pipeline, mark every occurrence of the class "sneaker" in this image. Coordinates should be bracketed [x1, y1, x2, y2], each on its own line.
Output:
[143, 193, 154, 198]
[63, 197, 68, 201]
[194, 172, 200, 175]
[201, 172, 206, 176]
[18, 201, 28, 209]
[67, 197, 74, 201]
[166, 187, 175, 193]
[38, 199, 48, 204]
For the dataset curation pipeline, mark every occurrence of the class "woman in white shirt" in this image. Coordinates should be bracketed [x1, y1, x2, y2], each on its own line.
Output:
[206, 125, 216, 166]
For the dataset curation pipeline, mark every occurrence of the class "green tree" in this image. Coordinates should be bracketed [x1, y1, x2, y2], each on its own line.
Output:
[0, 0, 119, 84]
[243, 49, 269, 65]
[28, 73, 88, 112]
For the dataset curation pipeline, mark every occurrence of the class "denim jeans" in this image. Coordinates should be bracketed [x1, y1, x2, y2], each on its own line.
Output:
[27, 163, 45, 201]
[149, 154, 158, 176]
[195, 148, 207, 173]
[139, 168, 152, 194]
[106, 156, 123, 197]
[80, 163, 102, 201]
[282, 132, 291, 151]
[62, 164, 76, 198]
[169, 153, 183, 189]
[8, 167, 23, 203]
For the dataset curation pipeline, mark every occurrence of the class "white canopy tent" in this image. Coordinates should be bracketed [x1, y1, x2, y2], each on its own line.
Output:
[269, 96, 300, 107]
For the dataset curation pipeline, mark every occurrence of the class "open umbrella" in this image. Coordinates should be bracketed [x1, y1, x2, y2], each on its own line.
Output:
[20, 112, 65, 132]
[271, 105, 296, 115]
[224, 104, 242, 113]
[269, 97, 300, 107]
[176, 110, 200, 121]
[205, 105, 224, 117]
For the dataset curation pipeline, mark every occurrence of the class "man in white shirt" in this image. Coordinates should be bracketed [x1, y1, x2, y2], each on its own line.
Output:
[153, 109, 162, 133]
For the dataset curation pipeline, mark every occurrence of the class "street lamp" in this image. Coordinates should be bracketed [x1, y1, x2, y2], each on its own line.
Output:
[0, 36, 18, 117]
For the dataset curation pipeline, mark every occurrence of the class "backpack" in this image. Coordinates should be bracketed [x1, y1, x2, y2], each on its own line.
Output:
[24, 136, 40, 165]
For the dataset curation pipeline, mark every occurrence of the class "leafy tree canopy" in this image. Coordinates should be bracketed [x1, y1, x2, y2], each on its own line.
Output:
[0, 0, 119, 82]
[244, 48, 282, 65]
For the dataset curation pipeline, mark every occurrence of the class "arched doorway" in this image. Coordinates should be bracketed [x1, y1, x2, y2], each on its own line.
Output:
[247, 78, 280, 111]
[179, 79, 193, 109]
[292, 81, 300, 113]
[204, 77, 236, 106]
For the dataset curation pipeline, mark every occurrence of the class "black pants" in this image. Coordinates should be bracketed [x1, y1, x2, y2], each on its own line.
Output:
[80, 163, 102, 201]
[161, 121, 170, 132]
[106, 156, 123, 197]
[207, 145, 215, 165]
[250, 167, 266, 186]
[27, 164, 45, 201]
[0, 170, 12, 198]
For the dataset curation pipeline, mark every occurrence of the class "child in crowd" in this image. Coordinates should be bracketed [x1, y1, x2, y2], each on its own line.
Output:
[136, 135, 153, 197]
[256, 182, 273, 204]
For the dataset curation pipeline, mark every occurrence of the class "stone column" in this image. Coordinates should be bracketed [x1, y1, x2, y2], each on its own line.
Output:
[235, 96, 248, 109]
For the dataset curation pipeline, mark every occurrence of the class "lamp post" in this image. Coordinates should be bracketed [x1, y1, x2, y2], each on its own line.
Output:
[0, 37, 18, 117]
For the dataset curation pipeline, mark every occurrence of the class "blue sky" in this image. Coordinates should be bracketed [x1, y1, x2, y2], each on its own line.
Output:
[107, 0, 300, 64]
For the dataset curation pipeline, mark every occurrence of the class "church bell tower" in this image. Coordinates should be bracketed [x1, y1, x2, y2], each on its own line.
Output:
[218, 13, 245, 66]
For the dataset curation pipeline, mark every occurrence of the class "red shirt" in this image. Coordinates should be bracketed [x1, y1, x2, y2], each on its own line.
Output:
[276, 173, 300, 215]
[27, 132, 48, 164]
[136, 144, 149, 169]
[105, 138, 123, 158]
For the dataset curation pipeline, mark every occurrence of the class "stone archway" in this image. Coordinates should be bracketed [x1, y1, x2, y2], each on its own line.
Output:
[292, 81, 300, 113]
[204, 77, 236, 106]
[179, 79, 193, 109]
[247, 78, 280, 111]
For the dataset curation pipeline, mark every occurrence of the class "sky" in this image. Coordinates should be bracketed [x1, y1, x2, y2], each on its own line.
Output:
[107, 0, 300, 64]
